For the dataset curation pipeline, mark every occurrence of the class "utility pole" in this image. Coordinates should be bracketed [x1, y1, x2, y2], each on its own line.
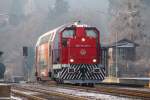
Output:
[23, 46, 28, 81]
[115, 32, 118, 78]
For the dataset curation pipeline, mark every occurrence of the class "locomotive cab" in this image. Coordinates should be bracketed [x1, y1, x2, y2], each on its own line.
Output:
[60, 27, 100, 64]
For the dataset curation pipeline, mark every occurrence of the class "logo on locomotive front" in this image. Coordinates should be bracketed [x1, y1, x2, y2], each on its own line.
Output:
[80, 49, 86, 56]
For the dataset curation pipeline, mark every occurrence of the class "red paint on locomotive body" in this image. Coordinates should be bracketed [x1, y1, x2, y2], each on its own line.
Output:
[60, 26, 101, 64]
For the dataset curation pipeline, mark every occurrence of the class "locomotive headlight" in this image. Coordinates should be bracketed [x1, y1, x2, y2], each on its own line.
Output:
[81, 38, 85, 42]
[93, 59, 97, 63]
[70, 59, 74, 63]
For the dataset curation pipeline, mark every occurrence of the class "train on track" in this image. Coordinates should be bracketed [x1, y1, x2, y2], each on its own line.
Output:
[35, 21, 105, 85]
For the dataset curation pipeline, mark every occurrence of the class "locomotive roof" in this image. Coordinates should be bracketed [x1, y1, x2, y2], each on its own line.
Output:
[36, 22, 90, 46]
[36, 24, 68, 46]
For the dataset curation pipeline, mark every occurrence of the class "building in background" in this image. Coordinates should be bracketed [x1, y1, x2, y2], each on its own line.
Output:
[108, 38, 139, 77]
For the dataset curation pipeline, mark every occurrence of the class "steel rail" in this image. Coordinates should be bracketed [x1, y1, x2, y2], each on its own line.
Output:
[12, 89, 48, 100]
[12, 84, 86, 100]
[56, 84, 150, 99]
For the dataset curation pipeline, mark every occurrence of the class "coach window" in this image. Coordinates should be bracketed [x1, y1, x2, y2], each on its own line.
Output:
[40, 35, 50, 45]
[86, 29, 97, 38]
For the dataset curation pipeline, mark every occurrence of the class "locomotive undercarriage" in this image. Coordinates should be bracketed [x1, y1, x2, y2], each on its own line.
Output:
[52, 64, 105, 84]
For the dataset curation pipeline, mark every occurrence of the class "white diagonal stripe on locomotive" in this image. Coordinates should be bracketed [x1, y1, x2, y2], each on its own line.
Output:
[101, 67, 106, 76]
[85, 64, 91, 80]
[86, 64, 93, 80]
[96, 65, 105, 80]
[96, 64, 102, 80]
[65, 66, 72, 80]
[73, 64, 79, 79]
[101, 68, 105, 79]
[90, 64, 96, 79]
[66, 72, 71, 80]
[92, 64, 99, 80]
[64, 64, 76, 80]
[84, 64, 93, 80]
[93, 64, 100, 80]
[72, 64, 78, 79]
[99, 67, 105, 79]
[76, 64, 82, 80]
[72, 65, 78, 80]
[67, 65, 72, 80]
[95, 64, 104, 80]
[89, 64, 103, 80]
[77, 64, 82, 80]
[70, 64, 78, 79]
[98, 68, 105, 80]
[60, 67, 68, 79]
[59, 67, 67, 78]
[59, 64, 105, 80]
[84, 64, 90, 80]
[68, 65, 74, 80]
[86, 64, 94, 80]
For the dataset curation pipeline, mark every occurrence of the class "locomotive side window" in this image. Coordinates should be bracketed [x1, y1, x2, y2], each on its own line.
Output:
[85, 29, 97, 38]
[62, 29, 75, 47]
[62, 29, 74, 38]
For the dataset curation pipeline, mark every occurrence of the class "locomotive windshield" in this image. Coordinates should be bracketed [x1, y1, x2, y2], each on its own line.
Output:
[62, 29, 75, 47]
[62, 29, 74, 38]
[85, 29, 97, 38]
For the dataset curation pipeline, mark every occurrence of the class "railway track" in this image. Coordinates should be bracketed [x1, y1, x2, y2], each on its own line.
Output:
[12, 89, 51, 100]
[11, 83, 141, 100]
[39, 81, 150, 99]
[11, 84, 86, 100]
[95, 85, 150, 99]
[56, 84, 150, 99]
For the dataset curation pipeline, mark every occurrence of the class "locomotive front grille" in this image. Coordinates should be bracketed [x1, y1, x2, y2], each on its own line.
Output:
[59, 64, 105, 80]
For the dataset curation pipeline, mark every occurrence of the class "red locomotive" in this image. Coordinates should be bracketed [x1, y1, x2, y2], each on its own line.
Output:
[35, 21, 105, 84]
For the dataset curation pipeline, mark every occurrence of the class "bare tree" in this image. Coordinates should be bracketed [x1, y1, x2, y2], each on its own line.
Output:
[108, 0, 150, 77]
